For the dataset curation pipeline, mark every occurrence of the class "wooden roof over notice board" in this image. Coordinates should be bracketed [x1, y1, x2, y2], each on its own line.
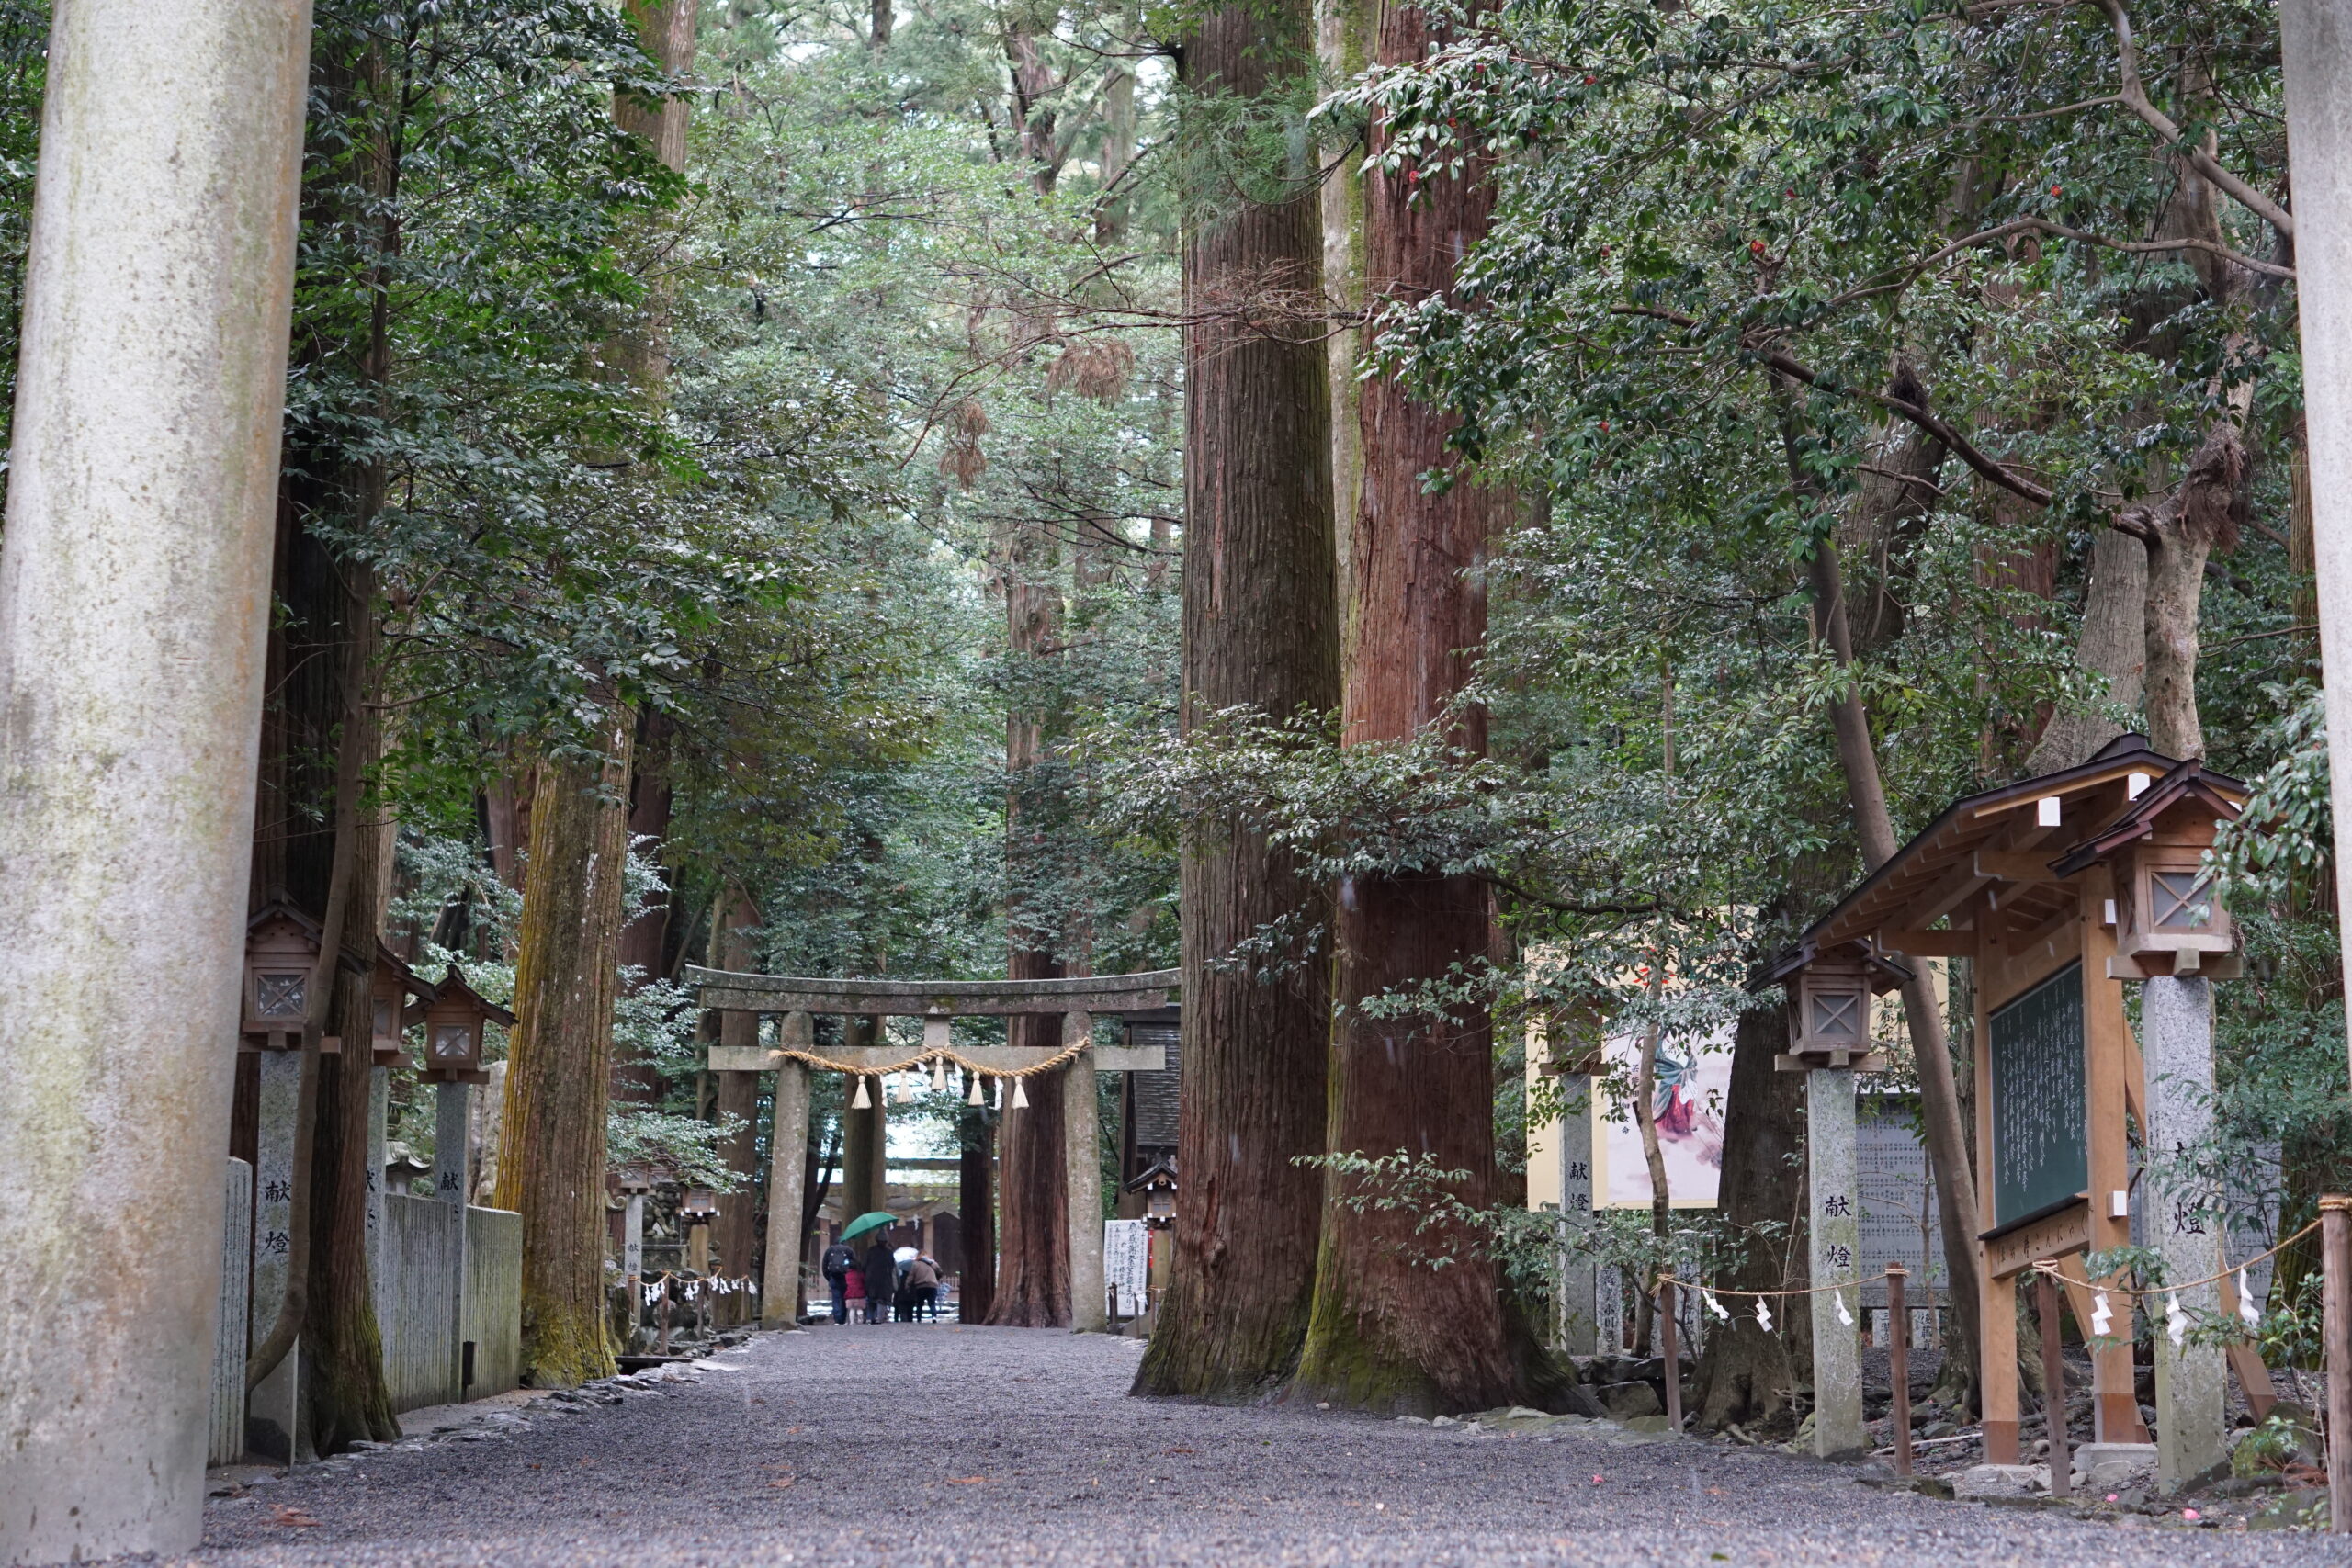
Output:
[1788, 735, 2247, 963]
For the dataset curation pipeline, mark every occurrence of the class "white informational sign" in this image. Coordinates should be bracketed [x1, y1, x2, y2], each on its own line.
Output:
[1103, 1218, 1149, 1317]
[1591, 1020, 1735, 1209]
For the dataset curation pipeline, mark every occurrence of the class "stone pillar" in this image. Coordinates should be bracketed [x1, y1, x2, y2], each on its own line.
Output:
[1555, 1072, 1598, 1355]
[1063, 1011, 1106, 1331]
[2143, 976, 2227, 1486]
[1808, 1067, 1865, 1458]
[0, 0, 311, 1556]
[761, 1011, 813, 1328]
[435, 1080, 473, 1402]
[1596, 1265, 1624, 1352]
[2282, 1, 2352, 1044]
[248, 1050, 305, 1462]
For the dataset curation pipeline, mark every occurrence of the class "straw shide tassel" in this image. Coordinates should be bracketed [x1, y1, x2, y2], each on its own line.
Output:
[1011, 1076, 1029, 1110]
[966, 1071, 984, 1106]
[852, 1075, 872, 1110]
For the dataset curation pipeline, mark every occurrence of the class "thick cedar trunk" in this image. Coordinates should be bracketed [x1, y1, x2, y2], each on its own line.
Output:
[959, 1100, 997, 1322]
[495, 711, 636, 1386]
[711, 888, 762, 1323]
[1690, 1002, 1814, 1428]
[616, 1, 697, 186]
[1291, 0, 1555, 1413]
[1133, 0, 1340, 1400]
[988, 982, 1072, 1326]
[987, 434, 1073, 1325]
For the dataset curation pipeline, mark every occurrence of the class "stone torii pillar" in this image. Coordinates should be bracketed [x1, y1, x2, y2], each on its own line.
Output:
[761, 1011, 813, 1328]
[0, 2, 313, 1561]
[1062, 1010, 1105, 1332]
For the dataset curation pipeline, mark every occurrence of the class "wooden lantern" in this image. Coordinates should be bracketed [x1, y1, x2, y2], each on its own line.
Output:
[1125, 1156, 1178, 1227]
[1770, 942, 1903, 1070]
[370, 944, 435, 1068]
[2053, 760, 2245, 978]
[616, 1166, 655, 1196]
[681, 1188, 718, 1224]
[243, 903, 322, 1051]
[418, 965, 513, 1083]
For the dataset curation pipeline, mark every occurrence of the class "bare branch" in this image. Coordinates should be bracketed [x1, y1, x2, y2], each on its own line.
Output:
[2091, 0, 2294, 240]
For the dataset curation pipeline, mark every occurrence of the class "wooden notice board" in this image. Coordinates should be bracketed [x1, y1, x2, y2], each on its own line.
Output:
[1988, 961, 2086, 1227]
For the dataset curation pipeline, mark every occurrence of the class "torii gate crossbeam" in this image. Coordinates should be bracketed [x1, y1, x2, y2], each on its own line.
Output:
[687, 967, 1177, 1333]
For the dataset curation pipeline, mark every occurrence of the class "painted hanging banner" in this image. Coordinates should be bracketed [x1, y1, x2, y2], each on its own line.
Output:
[1988, 962, 2087, 1227]
[1591, 1019, 1734, 1209]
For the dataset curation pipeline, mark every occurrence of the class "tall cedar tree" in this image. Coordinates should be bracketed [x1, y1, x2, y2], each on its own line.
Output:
[1133, 0, 1340, 1398]
[1289, 0, 1555, 1413]
[989, 523, 1073, 1325]
[496, 716, 636, 1383]
[494, 0, 695, 1384]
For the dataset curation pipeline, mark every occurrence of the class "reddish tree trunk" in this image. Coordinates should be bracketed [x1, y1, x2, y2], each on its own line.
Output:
[987, 964, 1071, 1326]
[1132, 0, 1340, 1402]
[1290, 0, 1555, 1414]
[958, 1100, 997, 1322]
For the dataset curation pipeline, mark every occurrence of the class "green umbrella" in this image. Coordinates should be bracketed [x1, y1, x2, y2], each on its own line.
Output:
[839, 1211, 896, 1243]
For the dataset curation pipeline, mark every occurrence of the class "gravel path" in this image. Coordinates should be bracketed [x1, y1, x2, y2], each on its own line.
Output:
[178, 1325, 2352, 1567]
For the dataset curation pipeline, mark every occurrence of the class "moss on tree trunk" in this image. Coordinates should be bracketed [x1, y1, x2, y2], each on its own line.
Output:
[496, 712, 635, 1387]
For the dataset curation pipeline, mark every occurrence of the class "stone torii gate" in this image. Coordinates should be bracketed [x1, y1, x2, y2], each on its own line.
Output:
[688, 966, 1177, 1331]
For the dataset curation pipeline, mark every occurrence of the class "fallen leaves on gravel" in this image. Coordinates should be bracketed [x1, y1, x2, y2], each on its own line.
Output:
[270, 1506, 321, 1528]
[946, 1476, 989, 1484]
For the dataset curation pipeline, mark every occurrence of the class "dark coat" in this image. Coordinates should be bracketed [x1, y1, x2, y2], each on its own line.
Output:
[820, 1242, 855, 1280]
[862, 1240, 896, 1296]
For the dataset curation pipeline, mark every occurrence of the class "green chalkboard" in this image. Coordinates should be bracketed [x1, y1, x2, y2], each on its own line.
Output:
[1988, 962, 2086, 1227]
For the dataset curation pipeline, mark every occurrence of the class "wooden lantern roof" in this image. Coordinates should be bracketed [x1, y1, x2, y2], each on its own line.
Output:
[2048, 759, 2246, 876]
[425, 965, 515, 1031]
[1789, 735, 2245, 962]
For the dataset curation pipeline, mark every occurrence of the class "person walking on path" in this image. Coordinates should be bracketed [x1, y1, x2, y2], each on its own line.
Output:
[861, 1237, 894, 1325]
[820, 1237, 855, 1325]
[909, 1253, 941, 1321]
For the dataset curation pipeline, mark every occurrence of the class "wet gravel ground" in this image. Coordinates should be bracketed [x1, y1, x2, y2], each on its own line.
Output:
[179, 1325, 2352, 1567]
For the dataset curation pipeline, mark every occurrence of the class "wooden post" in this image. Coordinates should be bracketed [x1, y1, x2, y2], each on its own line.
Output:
[1657, 1274, 1681, 1432]
[1061, 1010, 1106, 1331]
[762, 1011, 813, 1328]
[1888, 1264, 1912, 1477]
[657, 1278, 673, 1355]
[1983, 1268, 2020, 1462]
[2080, 872, 2146, 1443]
[2324, 1196, 2352, 1535]
[2040, 1269, 2070, 1499]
